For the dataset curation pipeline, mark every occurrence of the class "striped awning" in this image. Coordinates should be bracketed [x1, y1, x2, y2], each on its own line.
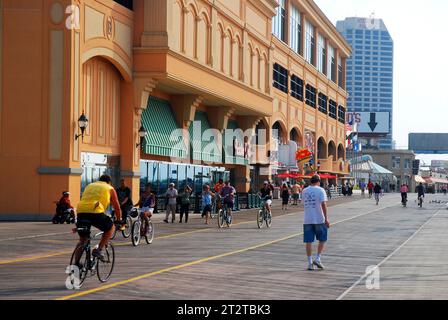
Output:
[189, 111, 222, 163]
[141, 97, 187, 158]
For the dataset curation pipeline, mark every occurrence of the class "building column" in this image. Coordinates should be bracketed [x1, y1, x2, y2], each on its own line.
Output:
[121, 77, 157, 204]
[171, 95, 203, 129]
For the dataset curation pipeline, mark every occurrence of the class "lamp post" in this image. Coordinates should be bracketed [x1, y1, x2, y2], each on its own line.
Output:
[136, 125, 148, 149]
[75, 112, 89, 142]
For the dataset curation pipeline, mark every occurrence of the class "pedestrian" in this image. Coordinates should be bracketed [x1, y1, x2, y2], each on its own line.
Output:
[116, 178, 133, 221]
[164, 183, 178, 223]
[202, 184, 214, 224]
[281, 183, 290, 210]
[367, 180, 374, 199]
[179, 185, 192, 223]
[360, 181, 366, 197]
[292, 182, 300, 205]
[302, 175, 330, 271]
[374, 183, 382, 205]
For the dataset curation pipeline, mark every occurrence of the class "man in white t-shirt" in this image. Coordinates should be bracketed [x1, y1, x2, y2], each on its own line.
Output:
[302, 175, 330, 271]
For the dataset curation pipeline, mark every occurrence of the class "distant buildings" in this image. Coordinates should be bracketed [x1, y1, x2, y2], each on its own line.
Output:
[337, 17, 394, 150]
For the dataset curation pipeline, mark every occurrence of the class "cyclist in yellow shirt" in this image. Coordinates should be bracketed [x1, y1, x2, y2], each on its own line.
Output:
[76, 175, 123, 261]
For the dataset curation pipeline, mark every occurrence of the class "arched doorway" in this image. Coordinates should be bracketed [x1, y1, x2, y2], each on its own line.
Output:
[338, 144, 345, 160]
[80, 57, 123, 191]
[317, 137, 328, 159]
[272, 121, 287, 144]
[290, 128, 302, 147]
[328, 141, 337, 160]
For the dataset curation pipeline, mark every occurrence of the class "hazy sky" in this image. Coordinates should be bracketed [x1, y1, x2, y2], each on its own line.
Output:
[314, 0, 448, 164]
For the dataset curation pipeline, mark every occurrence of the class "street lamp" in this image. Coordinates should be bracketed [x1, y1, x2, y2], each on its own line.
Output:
[75, 112, 89, 141]
[136, 125, 148, 148]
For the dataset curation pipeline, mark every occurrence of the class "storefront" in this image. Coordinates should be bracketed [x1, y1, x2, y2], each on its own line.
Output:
[140, 160, 229, 196]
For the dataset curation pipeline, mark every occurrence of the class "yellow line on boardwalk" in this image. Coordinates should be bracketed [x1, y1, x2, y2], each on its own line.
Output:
[56, 208, 385, 300]
[56, 232, 301, 300]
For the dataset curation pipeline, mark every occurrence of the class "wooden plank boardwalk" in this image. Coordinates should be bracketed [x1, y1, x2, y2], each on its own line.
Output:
[0, 193, 447, 300]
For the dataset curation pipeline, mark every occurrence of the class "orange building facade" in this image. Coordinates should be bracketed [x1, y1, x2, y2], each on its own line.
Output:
[0, 0, 350, 219]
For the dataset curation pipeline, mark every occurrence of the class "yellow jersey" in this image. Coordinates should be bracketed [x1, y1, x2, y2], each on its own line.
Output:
[77, 181, 113, 214]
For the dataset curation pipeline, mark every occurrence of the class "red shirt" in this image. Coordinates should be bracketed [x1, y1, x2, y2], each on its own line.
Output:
[367, 182, 374, 190]
[58, 197, 73, 209]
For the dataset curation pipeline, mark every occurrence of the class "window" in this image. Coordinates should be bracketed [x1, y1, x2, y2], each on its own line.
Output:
[272, 0, 286, 42]
[327, 44, 336, 82]
[318, 93, 328, 114]
[273, 63, 288, 93]
[305, 84, 317, 108]
[291, 75, 304, 101]
[114, 0, 133, 10]
[404, 159, 411, 170]
[317, 34, 326, 74]
[305, 20, 315, 65]
[392, 156, 401, 169]
[329, 100, 337, 119]
[338, 56, 344, 88]
[290, 6, 302, 55]
[338, 105, 346, 124]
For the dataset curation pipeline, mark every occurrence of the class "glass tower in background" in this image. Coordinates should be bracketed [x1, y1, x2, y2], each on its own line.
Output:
[336, 17, 394, 149]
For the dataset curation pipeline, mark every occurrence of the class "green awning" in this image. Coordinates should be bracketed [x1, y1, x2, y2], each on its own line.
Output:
[141, 97, 187, 158]
[189, 111, 221, 163]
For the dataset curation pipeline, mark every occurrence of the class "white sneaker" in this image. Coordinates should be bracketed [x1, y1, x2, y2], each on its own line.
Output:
[308, 263, 315, 271]
[313, 260, 325, 270]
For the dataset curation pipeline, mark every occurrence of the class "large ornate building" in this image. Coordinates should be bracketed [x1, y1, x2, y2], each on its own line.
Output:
[0, 0, 351, 219]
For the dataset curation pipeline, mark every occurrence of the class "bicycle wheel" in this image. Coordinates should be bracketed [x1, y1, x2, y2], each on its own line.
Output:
[145, 220, 155, 244]
[96, 243, 115, 283]
[217, 209, 225, 229]
[131, 219, 142, 246]
[122, 216, 133, 239]
[69, 244, 89, 287]
[257, 210, 264, 229]
[266, 211, 272, 228]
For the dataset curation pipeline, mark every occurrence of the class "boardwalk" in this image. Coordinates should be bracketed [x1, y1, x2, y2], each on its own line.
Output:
[0, 194, 447, 300]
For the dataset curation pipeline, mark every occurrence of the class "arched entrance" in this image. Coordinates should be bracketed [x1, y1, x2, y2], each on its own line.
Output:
[290, 127, 302, 147]
[338, 144, 345, 160]
[80, 57, 123, 191]
[328, 141, 337, 160]
[272, 120, 287, 144]
[317, 137, 328, 159]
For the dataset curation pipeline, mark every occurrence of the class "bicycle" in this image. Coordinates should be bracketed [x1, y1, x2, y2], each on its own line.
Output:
[211, 195, 222, 220]
[110, 208, 138, 240]
[418, 195, 424, 208]
[131, 209, 155, 246]
[67, 222, 116, 288]
[217, 201, 233, 228]
[257, 197, 272, 229]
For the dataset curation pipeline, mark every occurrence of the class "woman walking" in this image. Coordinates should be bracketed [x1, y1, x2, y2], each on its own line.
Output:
[281, 183, 290, 211]
[202, 185, 214, 224]
[179, 185, 192, 223]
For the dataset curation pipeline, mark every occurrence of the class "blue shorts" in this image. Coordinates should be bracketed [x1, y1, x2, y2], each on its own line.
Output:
[303, 224, 328, 243]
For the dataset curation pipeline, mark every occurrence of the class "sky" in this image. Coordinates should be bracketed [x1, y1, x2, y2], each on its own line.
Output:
[314, 0, 448, 164]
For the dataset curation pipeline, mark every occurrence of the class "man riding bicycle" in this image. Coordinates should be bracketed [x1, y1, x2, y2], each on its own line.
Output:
[259, 182, 273, 213]
[220, 181, 236, 222]
[417, 182, 425, 203]
[76, 175, 123, 261]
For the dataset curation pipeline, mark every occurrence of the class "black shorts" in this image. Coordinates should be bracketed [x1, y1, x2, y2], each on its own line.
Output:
[76, 213, 113, 236]
[202, 204, 212, 217]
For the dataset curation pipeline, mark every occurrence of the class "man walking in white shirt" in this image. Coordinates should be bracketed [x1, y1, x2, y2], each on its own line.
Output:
[302, 175, 330, 271]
